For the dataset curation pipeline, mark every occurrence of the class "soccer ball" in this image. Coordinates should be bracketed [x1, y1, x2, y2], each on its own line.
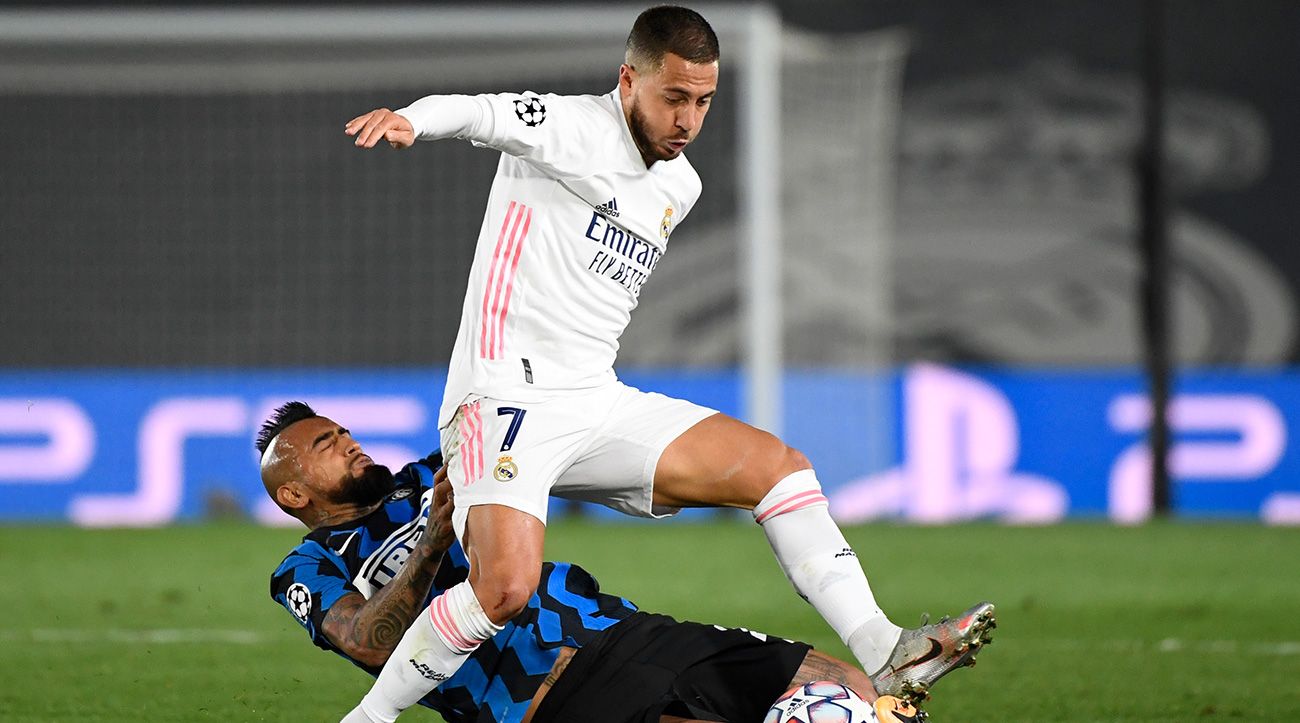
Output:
[764, 682, 876, 723]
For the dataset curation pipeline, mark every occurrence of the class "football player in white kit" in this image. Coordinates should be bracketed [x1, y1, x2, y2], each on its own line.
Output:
[341, 7, 993, 721]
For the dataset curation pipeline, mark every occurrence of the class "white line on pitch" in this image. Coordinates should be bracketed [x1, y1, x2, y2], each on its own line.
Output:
[0, 628, 271, 644]
[1033, 638, 1300, 656]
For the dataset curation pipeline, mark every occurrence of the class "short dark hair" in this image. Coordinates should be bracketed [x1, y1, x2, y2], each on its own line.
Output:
[255, 401, 318, 455]
[625, 5, 719, 72]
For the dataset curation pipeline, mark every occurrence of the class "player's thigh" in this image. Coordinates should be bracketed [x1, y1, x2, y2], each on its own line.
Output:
[653, 413, 810, 509]
[441, 396, 596, 534]
[555, 385, 716, 518]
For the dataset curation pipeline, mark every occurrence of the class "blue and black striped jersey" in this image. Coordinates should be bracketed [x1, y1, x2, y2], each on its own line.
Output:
[270, 456, 637, 722]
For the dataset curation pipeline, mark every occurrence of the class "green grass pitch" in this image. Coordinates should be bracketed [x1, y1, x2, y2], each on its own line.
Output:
[2, 521, 1298, 721]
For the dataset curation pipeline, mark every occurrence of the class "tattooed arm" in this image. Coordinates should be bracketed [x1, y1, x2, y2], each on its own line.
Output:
[321, 474, 455, 668]
[788, 650, 879, 703]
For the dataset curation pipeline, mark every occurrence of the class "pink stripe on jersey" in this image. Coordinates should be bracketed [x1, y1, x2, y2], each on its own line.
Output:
[470, 402, 485, 481]
[491, 206, 532, 359]
[456, 413, 473, 487]
[755, 491, 829, 524]
[457, 401, 485, 487]
[485, 205, 531, 359]
[480, 202, 519, 359]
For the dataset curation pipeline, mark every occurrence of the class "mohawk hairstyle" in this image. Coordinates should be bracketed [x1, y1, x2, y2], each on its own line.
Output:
[255, 401, 319, 455]
[625, 5, 719, 72]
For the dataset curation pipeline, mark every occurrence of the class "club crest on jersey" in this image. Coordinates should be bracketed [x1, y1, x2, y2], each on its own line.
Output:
[387, 486, 414, 501]
[660, 205, 674, 239]
[513, 96, 547, 127]
[493, 455, 519, 482]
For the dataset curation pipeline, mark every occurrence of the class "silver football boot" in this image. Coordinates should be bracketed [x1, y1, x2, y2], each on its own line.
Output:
[869, 601, 996, 705]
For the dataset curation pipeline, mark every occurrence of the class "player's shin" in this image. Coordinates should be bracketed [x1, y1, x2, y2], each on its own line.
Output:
[753, 469, 902, 675]
[341, 581, 504, 723]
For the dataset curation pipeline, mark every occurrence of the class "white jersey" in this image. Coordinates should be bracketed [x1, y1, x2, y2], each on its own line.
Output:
[398, 89, 703, 427]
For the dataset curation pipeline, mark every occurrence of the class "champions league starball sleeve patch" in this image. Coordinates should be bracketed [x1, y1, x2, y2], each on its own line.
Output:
[285, 582, 313, 622]
[513, 96, 547, 127]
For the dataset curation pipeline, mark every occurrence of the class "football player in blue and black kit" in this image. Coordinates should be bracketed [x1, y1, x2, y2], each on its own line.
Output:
[262, 401, 927, 723]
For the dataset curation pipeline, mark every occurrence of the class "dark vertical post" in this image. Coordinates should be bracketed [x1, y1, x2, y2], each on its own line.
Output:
[1139, 0, 1172, 516]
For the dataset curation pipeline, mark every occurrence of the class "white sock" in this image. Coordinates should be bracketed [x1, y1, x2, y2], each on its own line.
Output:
[341, 581, 504, 723]
[755, 469, 903, 675]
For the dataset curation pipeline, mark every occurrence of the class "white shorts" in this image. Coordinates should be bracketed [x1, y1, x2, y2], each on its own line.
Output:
[440, 380, 716, 535]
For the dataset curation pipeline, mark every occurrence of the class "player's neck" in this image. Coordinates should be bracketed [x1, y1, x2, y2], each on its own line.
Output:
[309, 501, 383, 529]
[628, 122, 656, 168]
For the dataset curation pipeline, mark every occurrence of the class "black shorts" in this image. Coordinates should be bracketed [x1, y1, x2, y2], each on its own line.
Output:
[530, 612, 812, 723]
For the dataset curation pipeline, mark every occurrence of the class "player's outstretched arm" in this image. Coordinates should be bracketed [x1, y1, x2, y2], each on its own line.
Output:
[345, 108, 416, 149]
[321, 474, 455, 667]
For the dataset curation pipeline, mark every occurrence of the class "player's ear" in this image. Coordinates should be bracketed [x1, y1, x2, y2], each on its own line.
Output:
[619, 63, 636, 92]
[276, 482, 309, 511]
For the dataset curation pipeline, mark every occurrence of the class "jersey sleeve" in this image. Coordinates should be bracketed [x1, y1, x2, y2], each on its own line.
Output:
[397, 91, 592, 179]
[269, 540, 359, 650]
[394, 450, 443, 488]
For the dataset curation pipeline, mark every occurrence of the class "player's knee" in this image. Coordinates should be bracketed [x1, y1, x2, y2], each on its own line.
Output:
[736, 445, 815, 511]
[779, 446, 812, 477]
[476, 574, 537, 625]
[749, 445, 811, 497]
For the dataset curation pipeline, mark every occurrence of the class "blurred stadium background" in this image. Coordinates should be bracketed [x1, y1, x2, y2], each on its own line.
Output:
[2, 1, 1300, 720]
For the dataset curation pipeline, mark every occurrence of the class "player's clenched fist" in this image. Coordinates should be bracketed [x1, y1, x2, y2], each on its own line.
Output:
[344, 108, 415, 149]
[424, 469, 456, 553]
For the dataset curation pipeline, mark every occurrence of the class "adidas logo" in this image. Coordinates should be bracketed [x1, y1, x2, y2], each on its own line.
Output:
[594, 197, 620, 218]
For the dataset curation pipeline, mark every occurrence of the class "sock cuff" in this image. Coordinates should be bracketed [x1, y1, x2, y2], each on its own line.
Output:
[428, 581, 504, 654]
[754, 469, 827, 524]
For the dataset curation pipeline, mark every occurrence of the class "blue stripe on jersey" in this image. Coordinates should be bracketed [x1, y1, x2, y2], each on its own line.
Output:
[271, 539, 359, 642]
[510, 624, 563, 676]
[534, 562, 634, 646]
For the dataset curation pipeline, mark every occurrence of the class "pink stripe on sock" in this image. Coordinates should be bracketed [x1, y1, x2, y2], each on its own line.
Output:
[755, 491, 829, 524]
[429, 596, 476, 652]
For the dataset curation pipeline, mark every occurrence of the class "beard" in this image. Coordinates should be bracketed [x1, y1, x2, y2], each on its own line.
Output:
[325, 463, 395, 507]
[629, 100, 678, 163]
